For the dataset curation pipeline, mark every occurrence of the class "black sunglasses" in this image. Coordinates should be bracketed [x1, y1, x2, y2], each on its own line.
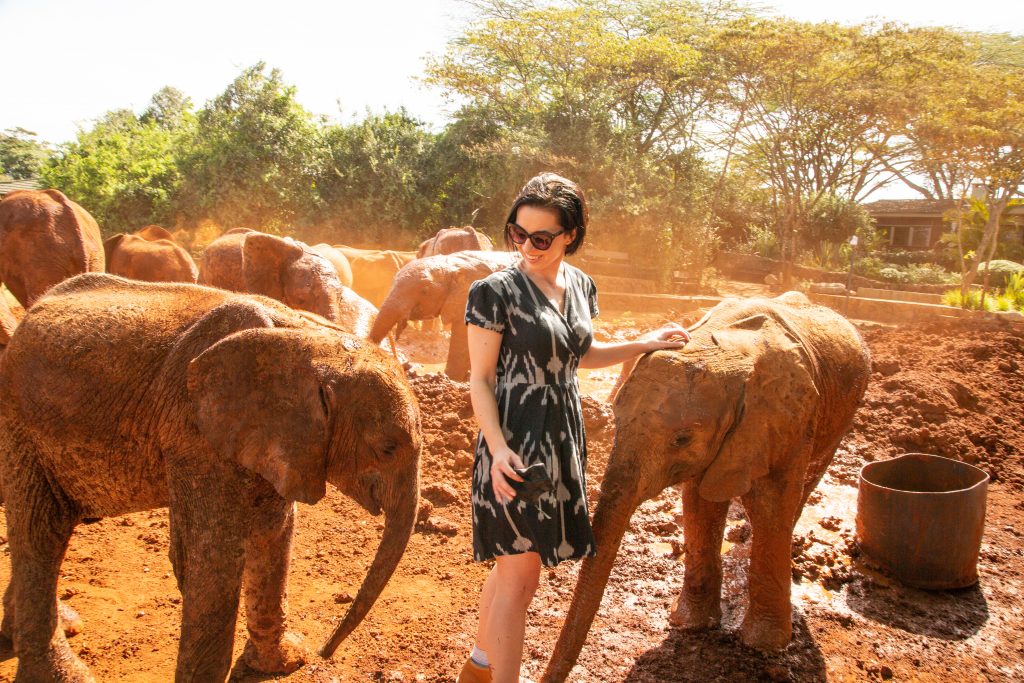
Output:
[506, 222, 566, 251]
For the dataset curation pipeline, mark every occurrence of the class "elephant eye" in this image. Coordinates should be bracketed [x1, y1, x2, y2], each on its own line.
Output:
[672, 432, 693, 448]
[318, 384, 331, 419]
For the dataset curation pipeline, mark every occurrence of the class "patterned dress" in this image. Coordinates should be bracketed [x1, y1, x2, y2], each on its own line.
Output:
[464, 261, 599, 567]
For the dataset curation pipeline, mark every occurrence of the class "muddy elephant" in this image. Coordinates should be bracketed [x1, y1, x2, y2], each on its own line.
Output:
[416, 225, 493, 258]
[104, 226, 199, 283]
[310, 243, 354, 288]
[335, 246, 416, 307]
[369, 250, 515, 380]
[0, 189, 105, 345]
[543, 293, 870, 681]
[201, 231, 377, 336]
[0, 273, 421, 682]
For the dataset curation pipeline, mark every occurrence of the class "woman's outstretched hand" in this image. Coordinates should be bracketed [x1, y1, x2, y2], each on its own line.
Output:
[640, 323, 691, 352]
[490, 445, 526, 504]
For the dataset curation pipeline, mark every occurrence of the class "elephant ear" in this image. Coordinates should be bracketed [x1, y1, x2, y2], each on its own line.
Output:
[698, 315, 819, 503]
[242, 233, 304, 301]
[103, 233, 126, 266]
[186, 327, 330, 504]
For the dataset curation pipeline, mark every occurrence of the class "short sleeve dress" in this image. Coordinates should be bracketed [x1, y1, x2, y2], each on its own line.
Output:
[464, 261, 599, 567]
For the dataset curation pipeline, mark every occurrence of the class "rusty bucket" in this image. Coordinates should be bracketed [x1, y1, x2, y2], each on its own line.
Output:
[856, 453, 989, 589]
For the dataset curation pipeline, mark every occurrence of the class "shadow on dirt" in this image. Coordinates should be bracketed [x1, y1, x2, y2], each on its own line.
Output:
[623, 613, 826, 682]
[845, 575, 989, 640]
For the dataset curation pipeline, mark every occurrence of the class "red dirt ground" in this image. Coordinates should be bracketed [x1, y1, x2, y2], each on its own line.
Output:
[1, 307, 1022, 682]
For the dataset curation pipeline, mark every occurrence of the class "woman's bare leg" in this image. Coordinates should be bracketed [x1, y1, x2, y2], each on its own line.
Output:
[481, 552, 541, 683]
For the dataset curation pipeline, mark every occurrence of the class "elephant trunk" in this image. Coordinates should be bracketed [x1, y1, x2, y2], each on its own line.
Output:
[542, 462, 642, 682]
[319, 463, 419, 657]
[369, 295, 407, 344]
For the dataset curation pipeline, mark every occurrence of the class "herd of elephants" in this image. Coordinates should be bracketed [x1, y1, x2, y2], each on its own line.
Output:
[0, 189, 872, 682]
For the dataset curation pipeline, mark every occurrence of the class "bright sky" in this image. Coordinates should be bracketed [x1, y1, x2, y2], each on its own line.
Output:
[2, 0, 1022, 154]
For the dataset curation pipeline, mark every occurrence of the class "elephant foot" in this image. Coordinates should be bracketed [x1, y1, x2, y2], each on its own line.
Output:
[59, 601, 84, 637]
[739, 612, 792, 650]
[240, 631, 308, 674]
[1, 600, 83, 642]
[668, 593, 721, 630]
[17, 645, 95, 683]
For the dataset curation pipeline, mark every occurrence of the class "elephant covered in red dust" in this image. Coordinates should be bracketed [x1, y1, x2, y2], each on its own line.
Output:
[0, 273, 421, 682]
[104, 225, 199, 283]
[416, 225, 494, 258]
[369, 250, 516, 379]
[0, 189, 105, 344]
[543, 292, 870, 681]
[200, 230, 377, 337]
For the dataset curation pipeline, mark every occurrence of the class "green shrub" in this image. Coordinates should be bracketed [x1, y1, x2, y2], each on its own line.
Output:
[976, 260, 1024, 287]
[942, 288, 998, 311]
[1005, 272, 1024, 309]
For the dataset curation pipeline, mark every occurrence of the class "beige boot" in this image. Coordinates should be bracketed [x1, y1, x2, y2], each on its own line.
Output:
[457, 657, 492, 683]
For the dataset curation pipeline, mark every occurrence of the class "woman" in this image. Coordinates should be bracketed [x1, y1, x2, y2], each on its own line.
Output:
[459, 173, 689, 683]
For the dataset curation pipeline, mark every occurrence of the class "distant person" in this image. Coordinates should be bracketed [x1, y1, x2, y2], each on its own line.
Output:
[458, 173, 689, 683]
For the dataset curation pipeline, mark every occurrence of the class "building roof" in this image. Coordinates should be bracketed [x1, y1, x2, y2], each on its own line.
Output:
[862, 199, 957, 216]
[863, 198, 1024, 219]
[0, 177, 44, 196]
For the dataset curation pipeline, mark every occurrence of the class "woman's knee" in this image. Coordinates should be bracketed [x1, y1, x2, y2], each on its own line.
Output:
[495, 553, 541, 600]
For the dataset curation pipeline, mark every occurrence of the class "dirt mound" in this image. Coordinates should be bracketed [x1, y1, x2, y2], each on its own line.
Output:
[836, 320, 1024, 488]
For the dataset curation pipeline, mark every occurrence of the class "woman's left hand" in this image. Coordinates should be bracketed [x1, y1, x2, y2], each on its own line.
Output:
[639, 323, 690, 352]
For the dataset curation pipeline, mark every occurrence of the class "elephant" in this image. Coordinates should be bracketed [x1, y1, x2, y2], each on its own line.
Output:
[0, 273, 422, 682]
[104, 225, 199, 283]
[200, 231, 377, 337]
[368, 250, 516, 380]
[335, 246, 417, 307]
[0, 189, 105, 345]
[416, 225, 494, 258]
[310, 243, 354, 288]
[542, 292, 870, 681]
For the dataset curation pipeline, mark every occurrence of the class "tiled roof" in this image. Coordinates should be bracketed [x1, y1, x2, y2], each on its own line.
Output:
[0, 177, 44, 196]
[862, 199, 957, 215]
[863, 198, 1024, 217]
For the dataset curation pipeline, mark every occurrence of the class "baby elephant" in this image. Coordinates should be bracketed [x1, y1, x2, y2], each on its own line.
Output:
[544, 292, 870, 681]
[0, 274, 421, 682]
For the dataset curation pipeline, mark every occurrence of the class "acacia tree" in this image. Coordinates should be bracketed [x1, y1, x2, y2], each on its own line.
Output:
[426, 0, 743, 277]
[878, 34, 1024, 295]
[715, 19, 944, 283]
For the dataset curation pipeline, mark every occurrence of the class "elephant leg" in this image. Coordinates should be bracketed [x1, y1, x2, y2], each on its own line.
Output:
[444, 321, 470, 381]
[168, 482, 247, 682]
[4, 457, 92, 682]
[739, 475, 803, 650]
[670, 481, 729, 630]
[239, 499, 307, 674]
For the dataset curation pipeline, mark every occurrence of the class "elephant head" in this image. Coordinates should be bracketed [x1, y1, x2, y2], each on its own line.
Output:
[242, 233, 346, 322]
[185, 324, 421, 657]
[544, 304, 823, 681]
[416, 226, 494, 257]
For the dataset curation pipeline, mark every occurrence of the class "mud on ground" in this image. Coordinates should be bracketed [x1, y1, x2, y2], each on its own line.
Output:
[0, 313, 1022, 682]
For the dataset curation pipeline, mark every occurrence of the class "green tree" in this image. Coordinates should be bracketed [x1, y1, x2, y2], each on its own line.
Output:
[426, 0, 744, 278]
[716, 19, 948, 284]
[41, 98, 193, 235]
[878, 32, 1024, 295]
[177, 63, 320, 231]
[311, 109, 440, 246]
[0, 127, 50, 180]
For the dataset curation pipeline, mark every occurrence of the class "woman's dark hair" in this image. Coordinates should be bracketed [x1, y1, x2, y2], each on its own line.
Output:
[504, 173, 588, 255]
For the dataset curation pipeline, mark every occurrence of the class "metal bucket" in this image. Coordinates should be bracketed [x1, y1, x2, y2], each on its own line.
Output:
[856, 453, 989, 589]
